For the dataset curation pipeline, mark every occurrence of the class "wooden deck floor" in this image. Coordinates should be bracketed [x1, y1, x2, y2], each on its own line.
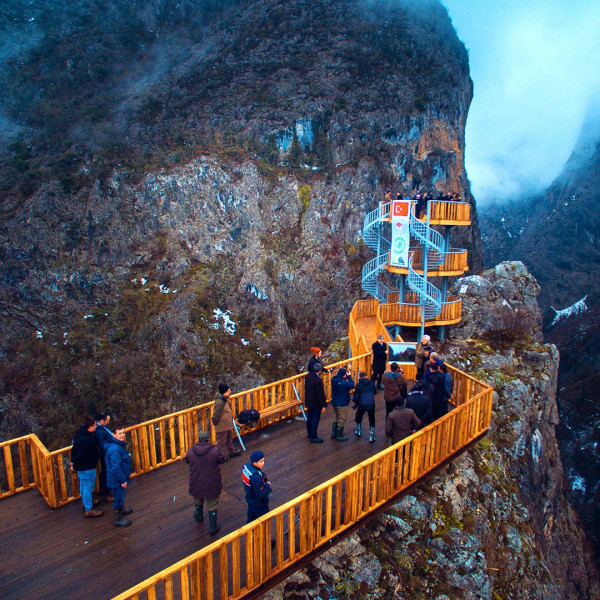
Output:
[0, 389, 399, 600]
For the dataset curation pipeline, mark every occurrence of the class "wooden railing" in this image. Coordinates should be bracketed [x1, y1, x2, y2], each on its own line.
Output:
[428, 201, 471, 223]
[377, 200, 470, 225]
[352, 296, 462, 333]
[405, 248, 468, 274]
[0, 355, 375, 508]
[112, 365, 492, 600]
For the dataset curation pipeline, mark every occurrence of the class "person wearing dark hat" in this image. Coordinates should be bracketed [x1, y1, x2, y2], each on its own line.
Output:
[185, 430, 227, 535]
[242, 450, 272, 523]
[371, 334, 388, 390]
[212, 383, 242, 459]
[405, 381, 433, 425]
[304, 362, 327, 443]
[330, 367, 354, 441]
[353, 371, 377, 442]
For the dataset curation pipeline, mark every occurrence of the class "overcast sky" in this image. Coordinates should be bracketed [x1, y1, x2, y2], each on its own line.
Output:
[442, 0, 600, 205]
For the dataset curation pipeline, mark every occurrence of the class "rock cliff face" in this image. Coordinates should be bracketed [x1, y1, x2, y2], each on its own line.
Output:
[262, 263, 599, 600]
[0, 0, 480, 446]
[480, 114, 600, 562]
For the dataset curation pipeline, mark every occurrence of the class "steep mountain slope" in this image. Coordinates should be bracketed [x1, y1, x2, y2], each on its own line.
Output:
[0, 0, 480, 447]
[480, 111, 600, 561]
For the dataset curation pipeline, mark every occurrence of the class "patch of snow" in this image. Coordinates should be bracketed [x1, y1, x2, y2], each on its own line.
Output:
[241, 338, 250, 346]
[84, 314, 94, 319]
[550, 296, 588, 326]
[213, 308, 237, 335]
[570, 471, 586, 494]
[159, 284, 170, 294]
[531, 429, 542, 464]
[36, 331, 43, 339]
[245, 282, 268, 300]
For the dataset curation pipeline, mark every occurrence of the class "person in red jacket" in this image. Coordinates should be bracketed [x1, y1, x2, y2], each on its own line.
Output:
[185, 430, 227, 535]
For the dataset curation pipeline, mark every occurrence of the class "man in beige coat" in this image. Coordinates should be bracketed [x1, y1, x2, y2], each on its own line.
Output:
[212, 383, 242, 460]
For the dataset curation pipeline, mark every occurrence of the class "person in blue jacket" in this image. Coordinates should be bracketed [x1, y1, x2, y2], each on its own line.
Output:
[330, 367, 355, 441]
[105, 427, 133, 527]
[242, 450, 272, 523]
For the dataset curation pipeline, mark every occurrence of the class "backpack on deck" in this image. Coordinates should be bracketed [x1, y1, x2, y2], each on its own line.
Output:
[237, 409, 260, 427]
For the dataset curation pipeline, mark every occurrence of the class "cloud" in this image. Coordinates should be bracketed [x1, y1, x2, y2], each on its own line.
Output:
[443, 0, 600, 204]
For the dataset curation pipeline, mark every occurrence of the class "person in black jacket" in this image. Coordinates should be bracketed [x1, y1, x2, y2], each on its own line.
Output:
[70, 415, 102, 518]
[353, 372, 377, 442]
[405, 381, 433, 425]
[93, 411, 114, 502]
[371, 334, 388, 390]
[242, 450, 272, 523]
[304, 362, 327, 443]
[426, 362, 448, 421]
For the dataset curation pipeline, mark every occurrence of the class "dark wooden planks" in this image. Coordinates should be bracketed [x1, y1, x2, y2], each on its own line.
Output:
[0, 389, 401, 600]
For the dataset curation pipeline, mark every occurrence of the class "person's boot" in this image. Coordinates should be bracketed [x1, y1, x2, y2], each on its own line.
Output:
[331, 423, 338, 439]
[354, 423, 361, 437]
[336, 426, 349, 442]
[208, 510, 221, 536]
[113, 509, 132, 527]
[369, 426, 376, 443]
[120, 506, 133, 515]
[194, 504, 204, 522]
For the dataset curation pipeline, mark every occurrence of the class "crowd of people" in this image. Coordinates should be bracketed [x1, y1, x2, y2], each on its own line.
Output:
[71, 335, 450, 539]
[384, 189, 463, 219]
[304, 335, 452, 447]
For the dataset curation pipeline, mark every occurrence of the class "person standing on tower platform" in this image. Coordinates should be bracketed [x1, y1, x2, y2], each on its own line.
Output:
[371, 334, 388, 390]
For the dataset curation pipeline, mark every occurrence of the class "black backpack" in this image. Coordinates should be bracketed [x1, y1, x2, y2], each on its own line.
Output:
[238, 409, 260, 426]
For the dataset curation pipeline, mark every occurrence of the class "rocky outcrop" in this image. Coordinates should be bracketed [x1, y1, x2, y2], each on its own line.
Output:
[264, 263, 599, 599]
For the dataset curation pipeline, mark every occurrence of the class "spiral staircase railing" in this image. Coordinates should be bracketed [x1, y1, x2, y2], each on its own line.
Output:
[361, 200, 447, 321]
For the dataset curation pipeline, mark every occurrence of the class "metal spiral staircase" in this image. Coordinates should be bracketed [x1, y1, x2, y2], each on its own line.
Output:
[407, 204, 444, 320]
[361, 200, 449, 324]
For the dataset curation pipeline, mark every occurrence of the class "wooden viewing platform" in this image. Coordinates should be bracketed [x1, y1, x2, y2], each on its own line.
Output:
[0, 303, 493, 600]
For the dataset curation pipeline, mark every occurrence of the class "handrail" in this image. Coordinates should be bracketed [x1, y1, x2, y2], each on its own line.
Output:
[0, 355, 372, 508]
[113, 368, 493, 600]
